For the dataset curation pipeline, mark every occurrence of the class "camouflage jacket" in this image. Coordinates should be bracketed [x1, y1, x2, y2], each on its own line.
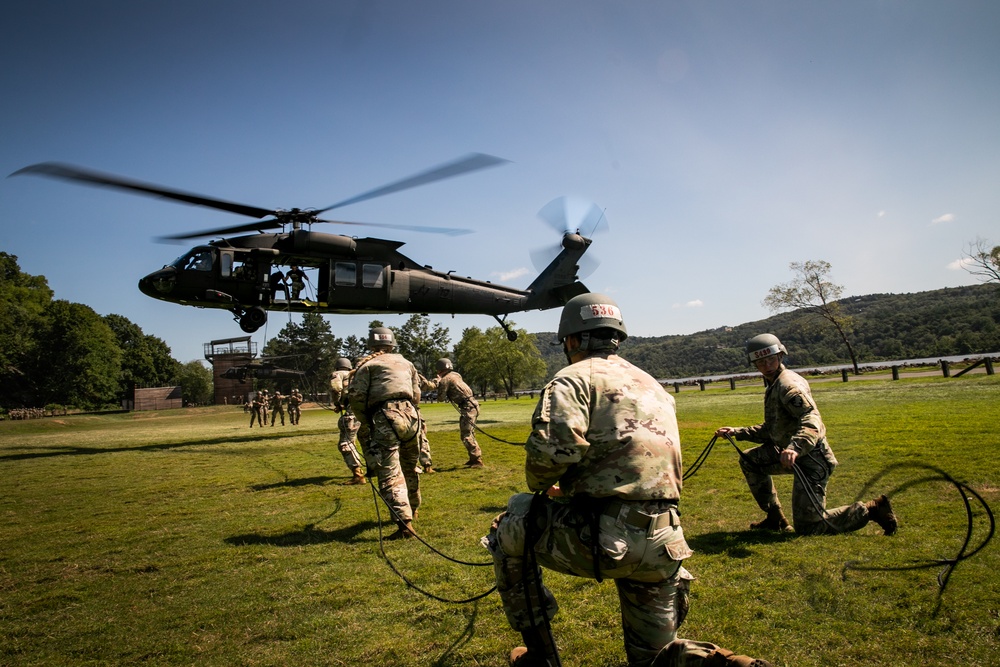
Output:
[330, 370, 351, 408]
[734, 366, 838, 466]
[524, 352, 683, 501]
[435, 370, 476, 405]
[348, 353, 420, 417]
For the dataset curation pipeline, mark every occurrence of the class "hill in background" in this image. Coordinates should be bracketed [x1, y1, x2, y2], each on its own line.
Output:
[533, 283, 1000, 379]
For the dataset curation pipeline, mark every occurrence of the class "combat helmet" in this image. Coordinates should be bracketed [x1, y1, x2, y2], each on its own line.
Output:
[557, 293, 627, 355]
[335, 357, 353, 371]
[369, 326, 396, 350]
[745, 333, 787, 364]
[436, 358, 453, 373]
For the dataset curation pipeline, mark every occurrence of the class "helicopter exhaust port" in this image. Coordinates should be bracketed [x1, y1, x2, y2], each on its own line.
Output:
[234, 306, 267, 333]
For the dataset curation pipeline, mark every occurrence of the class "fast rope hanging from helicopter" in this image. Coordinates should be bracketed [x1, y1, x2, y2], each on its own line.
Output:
[684, 433, 995, 615]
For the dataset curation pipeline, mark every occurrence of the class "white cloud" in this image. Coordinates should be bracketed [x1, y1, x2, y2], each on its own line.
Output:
[931, 213, 956, 225]
[947, 257, 975, 271]
[672, 299, 704, 309]
[877, 210, 887, 218]
[492, 267, 530, 282]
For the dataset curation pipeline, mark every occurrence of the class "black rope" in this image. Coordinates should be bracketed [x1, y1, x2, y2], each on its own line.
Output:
[367, 477, 497, 605]
[474, 422, 528, 445]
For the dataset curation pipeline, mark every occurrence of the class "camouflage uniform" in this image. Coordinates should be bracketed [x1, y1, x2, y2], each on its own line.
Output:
[249, 392, 265, 428]
[416, 374, 437, 471]
[331, 369, 364, 474]
[731, 365, 873, 535]
[348, 352, 422, 522]
[434, 370, 482, 462]
[287, 389, 302, 425]
[483, 352, 726, 667]
[269, 391, 286, 426]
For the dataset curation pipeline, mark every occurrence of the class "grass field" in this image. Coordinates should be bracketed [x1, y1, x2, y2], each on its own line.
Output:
[2, 374, 998, 666]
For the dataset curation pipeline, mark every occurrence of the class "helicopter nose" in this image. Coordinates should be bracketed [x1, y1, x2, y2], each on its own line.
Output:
[138, 267, 177, 298]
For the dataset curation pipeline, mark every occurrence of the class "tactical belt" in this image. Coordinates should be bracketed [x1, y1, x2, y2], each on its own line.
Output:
[604, 499, 680, 533]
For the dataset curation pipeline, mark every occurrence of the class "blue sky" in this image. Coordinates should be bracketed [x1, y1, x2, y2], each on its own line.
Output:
[3, 1, 998, 365]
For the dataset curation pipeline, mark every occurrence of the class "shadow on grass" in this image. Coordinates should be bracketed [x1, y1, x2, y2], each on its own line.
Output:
[432, 601, 482, 666]
[250, 476, 338, 490]
[225, 519, 379, 547]
[687, 529, 797, 557]
[0, 431, 304, 462]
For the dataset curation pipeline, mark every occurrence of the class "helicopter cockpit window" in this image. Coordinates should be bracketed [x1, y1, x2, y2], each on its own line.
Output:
[220, 252, 234, 278]
[175, 249, 214, 272]
[362, 264, 385, 288]
[334, 262, 356, 287]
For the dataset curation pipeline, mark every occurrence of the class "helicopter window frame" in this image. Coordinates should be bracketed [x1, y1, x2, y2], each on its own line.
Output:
[174, 247, 215, 272]
[334, 262, 357, 287]
[220, 251, 234, 278]
[362, 264, 385, 289]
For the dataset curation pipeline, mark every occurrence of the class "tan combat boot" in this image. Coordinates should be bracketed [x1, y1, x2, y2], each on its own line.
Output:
[509, 628, 558, 666]
[749, 506, 793, 532]
[386, 520, 417, 541]
[344, 468, 366, 485]
[704, 647, 773, 667]
[866, 494, 898, 535]
[465, 456, 485, 469]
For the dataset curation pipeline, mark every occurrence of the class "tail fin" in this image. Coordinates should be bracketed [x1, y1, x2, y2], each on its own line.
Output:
[524, 233, 592, 310]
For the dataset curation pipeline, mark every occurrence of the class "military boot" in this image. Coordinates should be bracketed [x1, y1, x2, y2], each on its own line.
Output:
[866, 494, 898, 535]
[465, 456, 485, 469]
[749, 506, 792, 532]
[703, 648, 772, 667]
[509, 627, 558, 666]
[344, 468, 366, 485]
[386, 520, 417, 541]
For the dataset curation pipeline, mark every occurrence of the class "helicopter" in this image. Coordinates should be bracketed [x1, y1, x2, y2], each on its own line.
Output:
[12, 155, 601, 340]
[220, 359, 309, 384]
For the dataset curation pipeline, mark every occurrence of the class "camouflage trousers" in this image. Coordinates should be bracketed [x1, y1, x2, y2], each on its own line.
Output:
[337, 410, 363, 471]
[363, 401, 421, 522]
[739, 444, 870, 535]
[417, 418, 433, 469]
[270, 406, 285, 426]
[249, 407, 264, 428]
[483, 494, 723, 667]
[457, 400, 482, 459]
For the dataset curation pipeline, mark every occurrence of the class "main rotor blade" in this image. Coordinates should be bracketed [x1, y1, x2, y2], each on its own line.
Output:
[316, 218, 474, 236]
[11, 162, 275, 219]
[316, 153, 509, 213]
[159, 219, 282, 240]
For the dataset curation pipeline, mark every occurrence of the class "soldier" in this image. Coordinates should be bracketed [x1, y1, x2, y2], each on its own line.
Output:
[269, 390, 286, 426]
[432, 358, 484, 468]
[259, 389, 270, 425]
[330, 357, 365, 485]
[482, 293, 772, 667]
[348, 328, 422, 539]
[287, 388, 302, 425]
[286, 263, 310, 300]
[249, 391, 265, 428]
[715, 333, 898, 536]
[415, 374, 437, 473]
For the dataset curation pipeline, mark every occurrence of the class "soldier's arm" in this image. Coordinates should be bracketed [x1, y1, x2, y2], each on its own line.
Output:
[779, 384, 823, 456]
[524, 375, 590, 492]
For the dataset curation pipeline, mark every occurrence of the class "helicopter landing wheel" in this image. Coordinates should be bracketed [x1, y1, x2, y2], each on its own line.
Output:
[239, 307, 267, 333]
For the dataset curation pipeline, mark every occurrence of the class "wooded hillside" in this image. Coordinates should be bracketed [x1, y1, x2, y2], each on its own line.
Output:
[534, 283, 1000, 379]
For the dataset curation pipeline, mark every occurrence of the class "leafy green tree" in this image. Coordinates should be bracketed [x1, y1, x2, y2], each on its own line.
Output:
[263, 312, 342, 382]
[341, 334, 367, 362]
[103, 313, 180, 400]
[0, 252, 53, 407]
[455, 324, 546, 396]
[391, 314, 451, 376]
[175, 360, 213, 405]
[763, 260, 861, 374]
[32, 300, 122, 409]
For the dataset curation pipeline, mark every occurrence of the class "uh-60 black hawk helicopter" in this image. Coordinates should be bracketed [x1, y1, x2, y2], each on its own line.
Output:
[13, 154, 605, 340]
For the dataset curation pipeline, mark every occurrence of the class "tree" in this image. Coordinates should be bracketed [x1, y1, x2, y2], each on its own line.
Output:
[262, 312, 342, 383]
[175, 360, 213, 405]
[762, 260, 860, 374]
[455, 324, 546, 396]
[961, 237, 1000, 285]
[341, 335, 367, 362]
[391, 314, 451, 376]
[32, 300, 122, 409]
[0, 253, 53, 407]
[103, 313, 180, 400]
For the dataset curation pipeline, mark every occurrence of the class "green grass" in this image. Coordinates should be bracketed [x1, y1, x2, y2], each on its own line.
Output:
[2, 377, 999, 666]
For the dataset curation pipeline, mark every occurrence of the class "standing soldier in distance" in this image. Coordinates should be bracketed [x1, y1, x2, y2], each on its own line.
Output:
[715, 333, 898, 536]
[249, 390, 265, 428]
[330, 357, 365, 485]
[259, 389, 270, 425]
[482, 293, 772, 667]
[432, 358, 484, 468]
[415, 373, 438, 474]
[269, 389, 286, 426]
[287, 388, 302, 425]
[348, 328, 422, 539]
